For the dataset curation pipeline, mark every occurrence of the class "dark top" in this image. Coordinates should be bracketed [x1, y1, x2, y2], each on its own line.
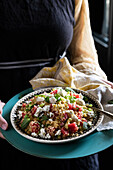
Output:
[0, 0, 75, 101]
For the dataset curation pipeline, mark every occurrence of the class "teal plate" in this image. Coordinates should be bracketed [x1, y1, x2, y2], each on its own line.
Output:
[0, 88, 113, 159]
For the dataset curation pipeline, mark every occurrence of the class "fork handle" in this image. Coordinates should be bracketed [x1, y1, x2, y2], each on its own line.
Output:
[92, 107, 113, 119]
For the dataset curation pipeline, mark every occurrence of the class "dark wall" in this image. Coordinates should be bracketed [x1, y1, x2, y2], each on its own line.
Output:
[88, 0, 112, 80]
[95, 42, 108, 76]
[89, 0, 104, 34]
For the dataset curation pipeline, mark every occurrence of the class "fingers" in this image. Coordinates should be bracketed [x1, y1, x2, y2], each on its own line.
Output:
[0, 101, 7, 139]
[0, 115, 8, 139]
[0, 115, 8, 130]
[0, 101, 5, 114]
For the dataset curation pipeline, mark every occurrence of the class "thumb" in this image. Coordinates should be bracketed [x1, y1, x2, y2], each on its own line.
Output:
[0, 115, 8, 130]
[0, 101, 5, 114]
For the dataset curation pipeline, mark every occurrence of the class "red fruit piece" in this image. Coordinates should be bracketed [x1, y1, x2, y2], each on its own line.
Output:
[68, 104, 73, 110]
[68, 123, 78, 133]
[73, 104, 82, 112]
[73, 94, 79, 98]
[50, 104, 53, 111]
[31, 105, 37, 115]
[51, 89, 58, 94]
[22, 103, 26, 107]
[61, 127, 69, 138]
[22, 112, 26, 118]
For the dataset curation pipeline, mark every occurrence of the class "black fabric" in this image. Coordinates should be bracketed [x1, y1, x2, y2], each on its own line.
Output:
[0, 1, 99, 169]
[0, 0, 75, 62]
[0, 0, 75, 101]
[1, 138, 99, 170]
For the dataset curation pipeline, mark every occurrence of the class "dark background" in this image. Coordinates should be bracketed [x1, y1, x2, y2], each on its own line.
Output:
[89, 0, 113, 169]
[89, 0, 113, 82]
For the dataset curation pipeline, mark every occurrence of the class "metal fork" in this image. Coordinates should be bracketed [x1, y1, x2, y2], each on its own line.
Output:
[86, 105, 113, 119]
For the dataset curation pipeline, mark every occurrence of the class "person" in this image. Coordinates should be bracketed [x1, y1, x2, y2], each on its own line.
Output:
[0, 0, 113, 169]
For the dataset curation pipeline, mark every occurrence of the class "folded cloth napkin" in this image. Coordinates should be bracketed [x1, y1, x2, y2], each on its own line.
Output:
[30, 57, 113, 131]
[87, 86, 113, 131]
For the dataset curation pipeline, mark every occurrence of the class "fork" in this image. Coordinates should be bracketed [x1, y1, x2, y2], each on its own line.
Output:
[86, 105, 113, 119]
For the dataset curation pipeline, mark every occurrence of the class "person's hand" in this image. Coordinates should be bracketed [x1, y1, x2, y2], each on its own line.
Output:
[0, 101, 8, 139]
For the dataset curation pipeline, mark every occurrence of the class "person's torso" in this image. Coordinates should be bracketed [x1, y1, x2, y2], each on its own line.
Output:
[0, 0, 75, 63]
[0, 0, 75, 101]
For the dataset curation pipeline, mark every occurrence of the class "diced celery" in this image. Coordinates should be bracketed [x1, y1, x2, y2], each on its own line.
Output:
[39, 103, 45, 107]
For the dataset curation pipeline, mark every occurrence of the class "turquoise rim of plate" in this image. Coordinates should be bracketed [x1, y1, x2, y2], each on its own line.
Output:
[0, 88, 113, 159]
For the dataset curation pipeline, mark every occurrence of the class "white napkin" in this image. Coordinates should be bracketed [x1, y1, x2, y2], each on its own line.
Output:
[87, 85, 113, 131]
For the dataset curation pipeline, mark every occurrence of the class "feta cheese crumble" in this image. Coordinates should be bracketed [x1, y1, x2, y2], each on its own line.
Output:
[18, 111, 23, 119]
[39, 128, 46, 138]
[42, 105, 50, 112]
[34, 107, 42, 117]
[49, 96, 57, 104]
[55, 130, 61, 136]
[36, 97, 45, 102]
[31, 132, 38, 137]
[57, 87, 67, 97]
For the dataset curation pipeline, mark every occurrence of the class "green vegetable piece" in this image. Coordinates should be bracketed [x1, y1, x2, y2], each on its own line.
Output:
[45, 96, 50, 103]
[69, 96, 76, 103]
[21, 115, 30, 130]
[54, 94, 61, 101]
[39, 103, 45, 107]
[35, 94, 46, 98]
[89, 104, 93, 107]
[108, 100, 113, 104]
[41, 115, 48, 122]
[83, 96, 88, 102]
[65, 87, 75, 93]
[39, 94, 46, 98]
[88, 108, 93, 111]
[26, 104, 34, 112]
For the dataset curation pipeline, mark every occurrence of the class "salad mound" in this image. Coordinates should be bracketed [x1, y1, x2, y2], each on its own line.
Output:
[15, 87, 96, 140]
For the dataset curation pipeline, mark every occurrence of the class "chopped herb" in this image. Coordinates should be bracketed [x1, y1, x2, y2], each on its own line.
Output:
[45, 96, 50, 103]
